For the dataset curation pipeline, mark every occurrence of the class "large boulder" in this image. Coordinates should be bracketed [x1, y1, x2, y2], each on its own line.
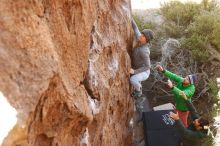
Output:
[0, 0, 134, 145]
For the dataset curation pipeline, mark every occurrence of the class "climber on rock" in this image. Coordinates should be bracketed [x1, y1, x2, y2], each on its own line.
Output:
[156, 65, 197, 127]
[130, 18, 155, 98]
[169, 91, 210, 145]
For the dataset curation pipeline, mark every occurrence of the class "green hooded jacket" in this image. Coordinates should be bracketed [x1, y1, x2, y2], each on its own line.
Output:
[163, 70, 195, 111]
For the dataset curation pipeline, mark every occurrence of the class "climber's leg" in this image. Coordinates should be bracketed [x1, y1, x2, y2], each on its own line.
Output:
[130, 70, 150, 97]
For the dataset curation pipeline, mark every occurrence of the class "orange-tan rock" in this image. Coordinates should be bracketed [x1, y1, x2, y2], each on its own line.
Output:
[0, 0, 134, 145]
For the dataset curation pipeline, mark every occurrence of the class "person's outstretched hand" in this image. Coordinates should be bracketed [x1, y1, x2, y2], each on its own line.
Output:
[156, 65, 164, 72]
[167, 79, 173, 89]
[169, 112, 179, 120]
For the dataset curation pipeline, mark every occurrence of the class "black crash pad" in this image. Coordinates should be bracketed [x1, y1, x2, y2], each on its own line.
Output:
[143, 110, 182, 146]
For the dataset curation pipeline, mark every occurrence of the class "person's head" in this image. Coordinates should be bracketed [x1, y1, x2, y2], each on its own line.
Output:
[193, 117, 209, 131]
[139, 29, 154, 44]
[182, 74, 197, 87]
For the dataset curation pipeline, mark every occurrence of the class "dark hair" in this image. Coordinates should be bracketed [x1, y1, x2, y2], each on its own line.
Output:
[141, 29, 155, 42]
[199, 117, 209, 130]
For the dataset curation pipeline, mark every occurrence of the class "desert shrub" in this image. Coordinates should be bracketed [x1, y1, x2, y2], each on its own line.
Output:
[133, 14, 156, 31]
[162, 22, 184, 38]
[200, 0, 219, 11]
[160, 0, 219, 39]
[187, 12, 216, 38]
[211, 15, 220, 51]
[182, 34, 209, 63]
[160, 1, 200, 27]
[208, 79, 219, 103]
[142, 21, 156, 30]
[182, 11, 220, 62]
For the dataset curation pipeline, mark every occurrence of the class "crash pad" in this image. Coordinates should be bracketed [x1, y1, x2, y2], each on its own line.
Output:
[143, 110, 182, 146]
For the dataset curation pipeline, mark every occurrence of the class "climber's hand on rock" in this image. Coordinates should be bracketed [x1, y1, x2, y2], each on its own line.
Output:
[169, 112, 179, 120]
[167, 79, 173, 89]
[130, 68, 134, 74]
[156, 65, 164, 72]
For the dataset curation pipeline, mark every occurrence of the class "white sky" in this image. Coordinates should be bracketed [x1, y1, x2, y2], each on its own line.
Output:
[131, 0, 203, 9]
[0, 92, 17, 145]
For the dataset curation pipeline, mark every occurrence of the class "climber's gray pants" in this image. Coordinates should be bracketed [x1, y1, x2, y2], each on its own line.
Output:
[130, 70, 150, 91]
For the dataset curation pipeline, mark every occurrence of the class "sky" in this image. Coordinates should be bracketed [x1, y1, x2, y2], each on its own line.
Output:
[131, 0, 203, 9]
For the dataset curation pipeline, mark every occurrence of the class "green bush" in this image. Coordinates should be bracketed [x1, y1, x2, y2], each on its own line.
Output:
[200, 0, 219, 11]
[211, 16, 220, 51]
[161, 1, 200, 27]
[187, 12, 216, 38]
[208, 79, 219, 103]
[182, 34, 209, 63]
[142, 21, 156, 30]
[133, 14, 156, 31]
[180, 10, 220, 62]
[162, 22, 184, 38]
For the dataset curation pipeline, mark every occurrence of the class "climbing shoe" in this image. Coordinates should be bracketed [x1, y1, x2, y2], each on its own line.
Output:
[131, 90, 142, 98]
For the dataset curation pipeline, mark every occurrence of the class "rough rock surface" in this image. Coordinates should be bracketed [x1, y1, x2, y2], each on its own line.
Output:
[0, 0, 134, 145]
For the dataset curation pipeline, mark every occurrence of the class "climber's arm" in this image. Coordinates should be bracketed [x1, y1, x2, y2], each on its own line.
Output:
[132, 18, 141, 40]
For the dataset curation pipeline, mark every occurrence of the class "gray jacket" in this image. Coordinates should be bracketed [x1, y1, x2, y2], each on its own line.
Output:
[132, 19, 151, 74]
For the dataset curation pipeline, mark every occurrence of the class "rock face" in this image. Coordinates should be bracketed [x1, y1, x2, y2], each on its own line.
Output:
[0, 0, 134, 145]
